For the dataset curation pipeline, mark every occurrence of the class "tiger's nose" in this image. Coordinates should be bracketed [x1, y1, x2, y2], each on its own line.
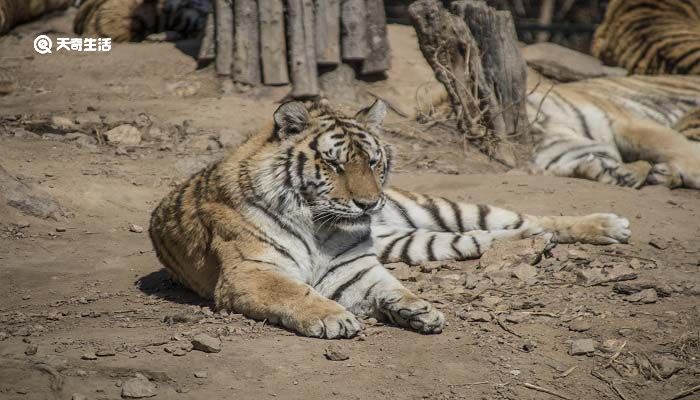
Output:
[353, 199, 379, 211]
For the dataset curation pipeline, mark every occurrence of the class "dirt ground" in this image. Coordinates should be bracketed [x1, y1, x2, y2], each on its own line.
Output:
[1, 9, 699, 400]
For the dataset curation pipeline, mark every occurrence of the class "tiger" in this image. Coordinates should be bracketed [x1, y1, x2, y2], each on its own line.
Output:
[527, 70, 700, 189]
[74, 0, 210, 42]
[0, 0, 70, 35]
[591, 0, 700, 75]
[148, 99, 631, 339]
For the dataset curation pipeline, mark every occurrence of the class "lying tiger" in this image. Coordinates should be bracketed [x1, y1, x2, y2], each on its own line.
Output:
[527, 71, 700, 189]
[149, 100, 630, 339]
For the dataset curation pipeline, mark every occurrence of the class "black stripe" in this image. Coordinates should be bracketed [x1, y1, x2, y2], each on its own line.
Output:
[379, 231, 414, 263]
[238, 223, 299, 266]
[557, 94, 593, 139]
[387, 196, 417, 229]
[374, 230, 396, 239]
[427, 235, 437, 261]
[399, 235, 416, 264]
[246, 201, 313, 255]
[425, 197, 449, 231]
[296, 152, 307, 188]
[447, 199, 465, 232]
[451, 235, 465, 260]
[317, 253, 375, 285]
[512, 214, 524, 229]
[333, 230, 371, 259]
[471, 236, 482, 256]
[331, 265, 378, 301]
[241, 257, 281, 269]
[362, 281, 380, 301]
[477, 205, 490, 230]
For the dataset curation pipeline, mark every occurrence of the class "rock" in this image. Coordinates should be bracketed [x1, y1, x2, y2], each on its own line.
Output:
[419, 261, 444, 273]
[599, 339, 625, 353]
[142, 126, 170, 142]
[648, 238, 669, 250]
[522, 42, 627, 82]
[511, 263, 537, 284]
[575, 265, 638, 287]
[105, 125, 141, 146]
[128, 224, 144, 234]
[164, 342, 193, 356]
[568, 319, 592, 332]
[50, 116, 76, 132]
[570, 339, 597, 355]
[191, 333, 222, 353]
[81, 352, 97, 360]
[459, 310, 492, 322]
[477, 296, 502, 309]
[11, 128, 41, 140]
[625, 288, 658, 304]
[651, 355, 684, 379]
[24, 344, 38, 356]
[96, 348, 115, 357]
[193, 371, 208, 379]
[479, 236, 552, 271]
[121, 374, 157, 398]
[166, 81, 201, 98]
[13, 327, 31, 337]
[71, 394, 87, 400]
[463, 273, 480, 289]
[324, 345, 350, 361]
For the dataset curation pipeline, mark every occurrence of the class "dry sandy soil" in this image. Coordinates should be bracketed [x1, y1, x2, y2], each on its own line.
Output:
[1, 9, 699, 400]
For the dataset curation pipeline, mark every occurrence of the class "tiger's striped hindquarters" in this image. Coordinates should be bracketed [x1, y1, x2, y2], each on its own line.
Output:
[150, 100, 631, 339]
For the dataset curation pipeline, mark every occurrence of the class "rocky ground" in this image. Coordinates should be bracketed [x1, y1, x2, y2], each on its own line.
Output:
[1, 9, 700, 400]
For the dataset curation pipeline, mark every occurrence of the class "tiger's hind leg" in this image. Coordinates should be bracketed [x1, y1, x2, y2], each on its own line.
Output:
[613, 119, 700, 189]
[533, 137, 652, 188]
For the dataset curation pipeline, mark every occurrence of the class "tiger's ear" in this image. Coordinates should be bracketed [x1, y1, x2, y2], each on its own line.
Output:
[273, 101, 310, 140]
[355, 99, 387, 129]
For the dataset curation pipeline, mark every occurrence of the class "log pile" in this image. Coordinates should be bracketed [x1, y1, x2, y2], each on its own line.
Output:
[202, 0, 391, 98]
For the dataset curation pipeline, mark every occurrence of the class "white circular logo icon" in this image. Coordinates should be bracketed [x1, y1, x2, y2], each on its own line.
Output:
[34, 35, 53, 55]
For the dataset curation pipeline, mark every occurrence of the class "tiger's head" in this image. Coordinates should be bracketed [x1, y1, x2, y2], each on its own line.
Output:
[263, 99, 393, 223]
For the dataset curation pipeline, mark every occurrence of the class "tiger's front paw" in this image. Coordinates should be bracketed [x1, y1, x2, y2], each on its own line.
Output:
[647, 163, 683, 188]
[614, 160, 652, 188]
[378, 290, 445, 334]
[577, 213, 631, 245]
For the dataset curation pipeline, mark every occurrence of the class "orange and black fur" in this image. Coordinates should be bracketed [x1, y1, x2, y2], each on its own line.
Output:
[149, 100, 631, 339]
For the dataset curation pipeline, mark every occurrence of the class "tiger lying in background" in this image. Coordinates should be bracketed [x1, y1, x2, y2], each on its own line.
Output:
[149, 99, 631, 339]
[74, 0, 209, 42]
[592, 0, 700, 75]
[528, 71, 700, 189]
[0, 0, 70, 35]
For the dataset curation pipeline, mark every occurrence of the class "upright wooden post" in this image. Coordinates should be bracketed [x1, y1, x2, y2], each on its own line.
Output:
[198, 12, 216, 66]
[214, 0, 233, 76]
[362, 0, 391, 75]
[315, 0, 341, 65]
[287, 0, 319, 97]
[341, 0, 368, 60]
[259, 0, 290, 85]
[233, 0, 261, 85]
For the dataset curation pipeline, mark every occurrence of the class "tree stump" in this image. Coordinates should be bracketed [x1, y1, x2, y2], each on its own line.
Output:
[409, 0, 528, 167]
[259, 0, 289, 85]
[233, 0, 261, 85]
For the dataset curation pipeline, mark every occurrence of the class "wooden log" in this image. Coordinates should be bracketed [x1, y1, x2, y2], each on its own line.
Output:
[287, 0, 319, 97]
[233, 0, 261, 85]
[452, 0, 529, 138]
[315, 0, 341, 65]
[341, 0, 368, 61]
[361, 0, 391, 75]
[214, 0, 233, 76]
[259, 0, 289, 85]
[197, 12, 216, 65]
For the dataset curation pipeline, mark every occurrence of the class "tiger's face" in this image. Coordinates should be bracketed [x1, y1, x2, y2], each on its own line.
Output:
[271, 100, 393, 222]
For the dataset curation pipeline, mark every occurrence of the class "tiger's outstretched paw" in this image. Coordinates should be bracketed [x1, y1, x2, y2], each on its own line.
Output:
[301, 309, 362, 339]
[647, 163, 683, 188]
[378, 290, 445, 334]
[615, 160, 652, 188]
[578, 213, 631, 245]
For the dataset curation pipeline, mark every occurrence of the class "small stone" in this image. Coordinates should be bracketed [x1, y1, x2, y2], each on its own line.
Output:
[164, 342, 193, 356]
[105, 124, 141, 146]
[47, 312, 62, 321]
[72, 394, 87, 400]
[459, 311, 492, 322]
[166, 81, 201, 98]
[505, 313, 529, 324]
[193, 371, 208, 379]
[324, 345, 350, 361]
[0, 332, 8, 341]
[419, 261, 444, 273]
[522, 340, 537, 352]
[176, 387, 190, 394]
[626, 288, 658, 304]
[22, 294, 31, 300]
[575, 265, 638, 287]
[568, 319, 592, 332]
[648, 238, 669, 250]
[191, 333, 222, 353]
[50, 116, 76, 132]
[570, 339, 597, 355]
[96, 348, 116, 357]
[599, 339, 625, 353]
[55, 227, 66, 232]
[511, 263, 537, 283]
[121, 373, 157, 398]
[81, 352, 97, 360]
[128, 224, 144, 234]
[24, 344, 38, 356]
[14, 327, 31, 337]
[463, 273, 479, 289]
[652, 355, 684, 379]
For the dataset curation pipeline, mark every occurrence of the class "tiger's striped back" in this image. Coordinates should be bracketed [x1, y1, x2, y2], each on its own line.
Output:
[592, 0, 700, 75]
[0, 0, 70, 35]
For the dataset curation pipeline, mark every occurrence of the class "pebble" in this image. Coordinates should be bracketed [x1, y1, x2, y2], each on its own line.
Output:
[24, 344, 38, 356]
[652, 355, 684, 378]
[575, 265, 638, 287]
[105, 124, 142, 146]
[599, 339, 624, 353]
[50, 116, 76, 132]
[121, 373, 157, 398]
[459, 310, 492, 322]
[96, 348, 116, 357]
[568, 319, 592, 332]
[81, 352, 98, 360]
[22, 294, 31, 300]
[55, 227, 66, 232]
[164, 342, 193, 356]
[324, 345, 350, 361]
[511, 263, 537, 283]
[570, 339, 597, 355]
[626, 288, 658, 304]
[191, 333, 222, 353]
[194, 371, 208, 379]
[648, 238, 669, 250]
[128, 224, 144, 234]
